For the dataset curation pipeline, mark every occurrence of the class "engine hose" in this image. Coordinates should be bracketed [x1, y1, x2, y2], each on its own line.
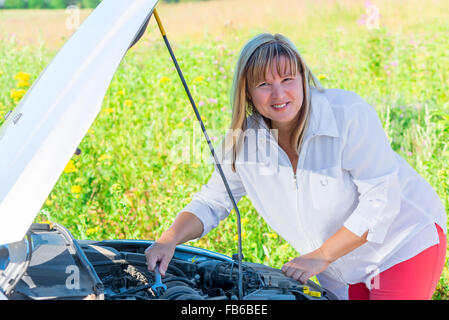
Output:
[160, 285, 203, 300]
[166, 264, 188, 278]
[163, 277, 196, 287]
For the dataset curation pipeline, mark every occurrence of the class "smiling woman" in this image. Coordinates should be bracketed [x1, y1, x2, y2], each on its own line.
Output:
[145, 32, 447, 301]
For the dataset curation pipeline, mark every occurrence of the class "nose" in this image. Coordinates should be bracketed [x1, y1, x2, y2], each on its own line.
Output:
[271, 83, 285, 100]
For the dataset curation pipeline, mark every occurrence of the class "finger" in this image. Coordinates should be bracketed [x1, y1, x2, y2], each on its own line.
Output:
[146, 254, 159, 272]
[299, 272, 311, 285]
[159, 256, 170, 277]
[284, 265, 298, 278]
[291, 268, 304, 281]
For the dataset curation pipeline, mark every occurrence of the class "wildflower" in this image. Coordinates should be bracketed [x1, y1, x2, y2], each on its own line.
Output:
[241, 217, 249, 225]
[110, 183, 123, 195]
[198, 101, 204, 107]
[104, 107, 114, 114]
[14, 72, 30, 81]
[86, 226, 100, 236]
[124, 99, 133, 107]
[10, 88, 26, 101]
[317, 74, 327, 80]
[192, 76, 204, 83]
[159, 76, 171, 84]
[71, 185, 82, 193]
[0, 71, 3, 76]
[98, 154, 111, 162]
[45, 200, 52, 206]
[358, 1, 380, 30]
[406, 151, 413, 156]
[280, 243, 289, 250]
[63, 160, 78, 173]
[233, 232, 246, 241]
[208, 98, 218, 104]
[117, 89, 125, 96]
[17, 79, 30, 88]
[181, 116, 188, 122]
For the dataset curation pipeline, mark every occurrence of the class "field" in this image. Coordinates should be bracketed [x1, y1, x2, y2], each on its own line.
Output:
[0, 0, 448, 299]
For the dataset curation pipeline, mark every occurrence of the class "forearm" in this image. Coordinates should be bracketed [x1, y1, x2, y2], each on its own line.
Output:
[319, 226, 368, 263]
[157, 211, 204, 245]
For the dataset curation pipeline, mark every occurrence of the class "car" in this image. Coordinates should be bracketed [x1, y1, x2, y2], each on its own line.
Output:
[0, 0, 337, 300]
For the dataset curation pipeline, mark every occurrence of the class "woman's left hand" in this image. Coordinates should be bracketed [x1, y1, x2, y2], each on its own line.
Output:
[281, 248, 332, 284]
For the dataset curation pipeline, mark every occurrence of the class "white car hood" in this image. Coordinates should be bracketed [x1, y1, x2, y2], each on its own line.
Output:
[0, 0, 159, 245]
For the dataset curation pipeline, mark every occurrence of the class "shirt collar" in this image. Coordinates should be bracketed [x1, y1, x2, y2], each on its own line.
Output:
[248, 87, 340, 139]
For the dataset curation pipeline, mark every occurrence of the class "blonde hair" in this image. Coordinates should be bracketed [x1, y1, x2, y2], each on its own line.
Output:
[225, 33, 324, 172]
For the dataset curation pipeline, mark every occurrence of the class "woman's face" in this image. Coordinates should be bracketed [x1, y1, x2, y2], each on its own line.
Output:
[248, 56, 304, 133]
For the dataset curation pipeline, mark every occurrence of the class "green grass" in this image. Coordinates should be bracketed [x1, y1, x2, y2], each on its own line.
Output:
[0, 2, 448, 299]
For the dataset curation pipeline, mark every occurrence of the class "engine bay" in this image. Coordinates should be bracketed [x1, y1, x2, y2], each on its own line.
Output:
[6, 223, 337, 300]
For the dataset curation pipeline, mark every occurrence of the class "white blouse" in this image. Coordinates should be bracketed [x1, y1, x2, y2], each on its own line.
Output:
[179, 87, 447, 300]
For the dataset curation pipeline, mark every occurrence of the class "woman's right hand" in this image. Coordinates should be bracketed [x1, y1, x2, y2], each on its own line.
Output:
[144, 240, 177, 277]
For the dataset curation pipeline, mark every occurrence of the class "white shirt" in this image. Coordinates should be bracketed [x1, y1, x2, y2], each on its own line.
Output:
[179, 87, 447, 300]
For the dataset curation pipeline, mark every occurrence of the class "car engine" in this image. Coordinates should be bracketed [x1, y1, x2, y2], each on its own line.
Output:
[6, 223, 337, 300]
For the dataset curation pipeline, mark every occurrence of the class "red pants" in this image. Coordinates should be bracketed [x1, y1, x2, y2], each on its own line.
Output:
[348, 223, 447, 300]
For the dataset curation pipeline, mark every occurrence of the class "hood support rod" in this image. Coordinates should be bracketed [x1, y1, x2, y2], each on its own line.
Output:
[152, 8, 244, 300]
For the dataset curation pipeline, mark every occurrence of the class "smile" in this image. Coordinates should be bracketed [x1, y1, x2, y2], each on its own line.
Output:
[271, 102, 289, 110]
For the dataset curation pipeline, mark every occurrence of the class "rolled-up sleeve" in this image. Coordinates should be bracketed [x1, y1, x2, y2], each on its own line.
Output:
[341, 95, 401, 244]
[179, 161, 246, 239]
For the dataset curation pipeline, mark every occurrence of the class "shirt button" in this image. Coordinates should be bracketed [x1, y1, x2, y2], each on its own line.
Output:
[320, 177, 328, 186]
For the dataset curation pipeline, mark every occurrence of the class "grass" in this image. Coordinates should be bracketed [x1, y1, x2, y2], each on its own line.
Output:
[0, 0, 448, 299]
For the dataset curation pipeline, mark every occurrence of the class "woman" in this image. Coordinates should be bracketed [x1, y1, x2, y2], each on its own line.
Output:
[145, 33, 447, 300]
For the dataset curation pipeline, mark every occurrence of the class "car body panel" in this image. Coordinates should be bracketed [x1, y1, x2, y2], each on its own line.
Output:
[0, 0, 158, 245]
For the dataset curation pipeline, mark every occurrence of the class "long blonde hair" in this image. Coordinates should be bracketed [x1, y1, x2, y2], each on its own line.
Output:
[225, 33, 323, 172]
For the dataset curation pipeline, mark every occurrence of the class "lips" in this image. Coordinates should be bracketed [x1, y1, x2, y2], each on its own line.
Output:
[271, 101, 289, 110]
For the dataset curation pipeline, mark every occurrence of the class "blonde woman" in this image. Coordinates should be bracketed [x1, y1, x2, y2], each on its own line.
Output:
[145, 33, 447, 300]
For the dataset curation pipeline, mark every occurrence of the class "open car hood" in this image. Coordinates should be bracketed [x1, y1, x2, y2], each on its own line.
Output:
[0, 0, 159, 246]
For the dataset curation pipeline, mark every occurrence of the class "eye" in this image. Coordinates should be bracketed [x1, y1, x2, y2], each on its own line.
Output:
[257, 82, 268, 88]
[282, 77, 294, 82]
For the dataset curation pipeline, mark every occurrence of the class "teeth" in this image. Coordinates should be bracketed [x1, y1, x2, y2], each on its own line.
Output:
[272, 103, 287, 109]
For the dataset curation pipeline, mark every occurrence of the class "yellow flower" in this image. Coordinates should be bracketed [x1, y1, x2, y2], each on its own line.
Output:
[241, 217, 249, 225]
[0, 71, 3, 76]
[110, 183, 123, 195]
[10, 88, 26, 101]
[159, 76, 171, 84]
[45, 200, 52, 206]
[268, 233, 278, 239]
[104, 107, 114, 114]
[14, 72, 30, 81]
[124, 99, 133, 107]
[98, 154, 111, 162]
[193, 76, 204, 83]
[71, 185, 82, 193]
[86, 226, 100, 236]
[317, 74, 327, 80]
[117, 90, 125, 96]
[233, 232, 246, 241]
[63, 160, 78, 173]
[280, 243, 289, 250]
[17, 79, 30, 88]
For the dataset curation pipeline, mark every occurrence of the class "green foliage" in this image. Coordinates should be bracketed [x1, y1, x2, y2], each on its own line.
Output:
[28, 0, 46, 9]
[4, 0, 27, 9]
[47, 0, 67, 9]
[80, 0, 100, 9]
[0, 2, 448, 299]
